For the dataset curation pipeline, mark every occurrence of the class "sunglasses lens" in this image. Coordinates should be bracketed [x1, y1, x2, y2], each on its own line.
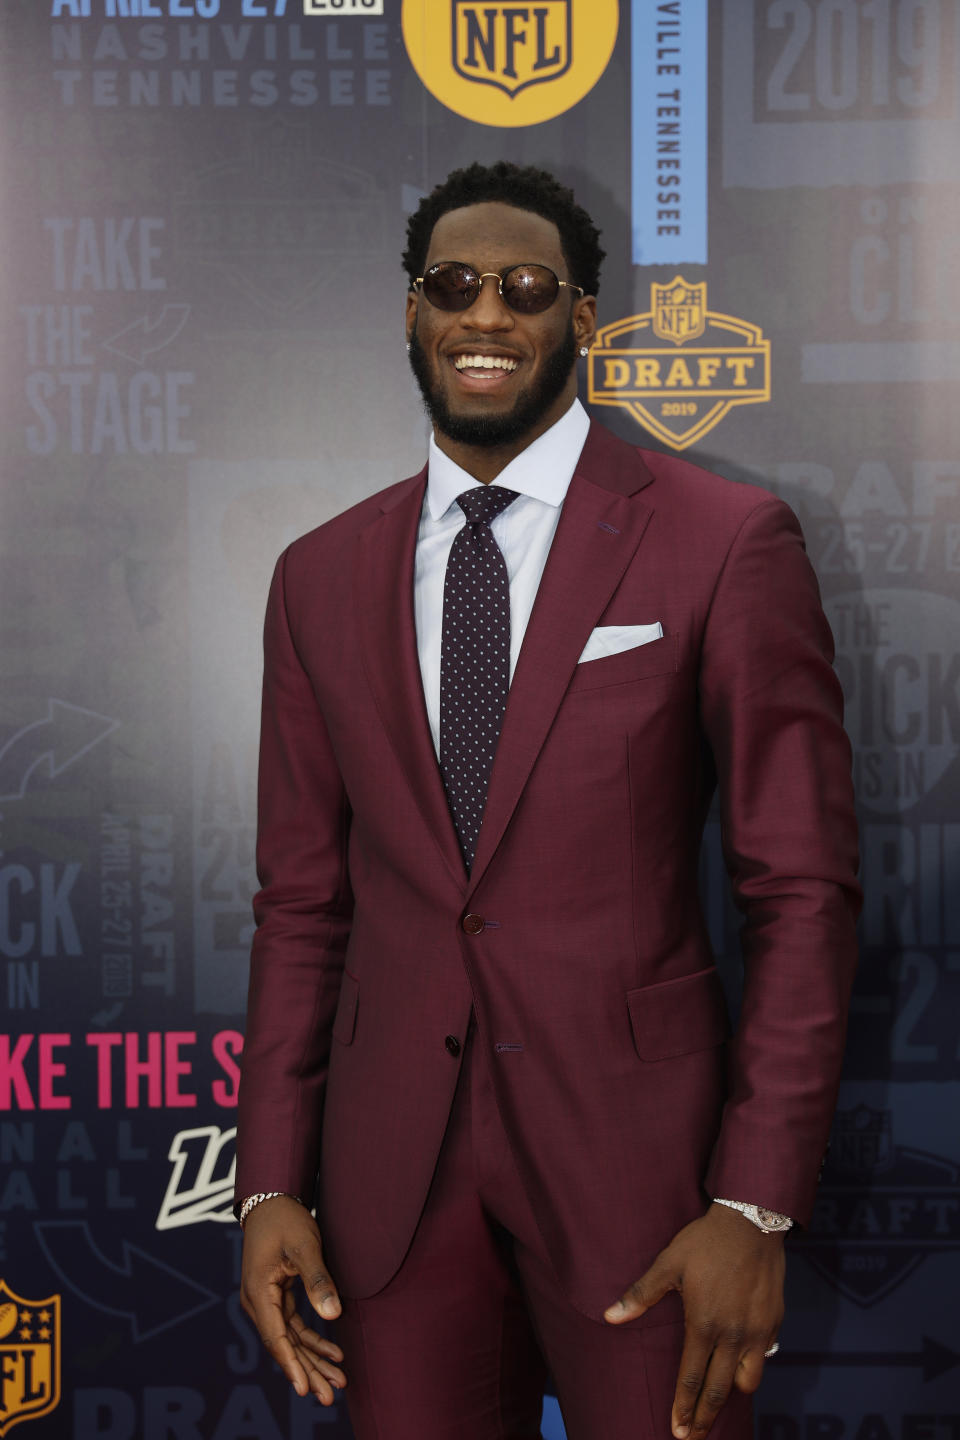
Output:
[421, 263, 478, 311]
[501, 265, 560, 314]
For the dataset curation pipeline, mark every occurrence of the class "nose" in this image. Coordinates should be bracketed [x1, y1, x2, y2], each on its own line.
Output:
[464, 273, 515, 331]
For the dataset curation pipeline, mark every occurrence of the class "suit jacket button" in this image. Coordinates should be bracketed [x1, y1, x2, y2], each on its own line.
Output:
[462, 913, 484, 935]
[444, 1035, 461, 1057]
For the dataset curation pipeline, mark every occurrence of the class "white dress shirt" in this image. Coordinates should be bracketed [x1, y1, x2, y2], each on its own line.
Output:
[414, 398, 591, 757]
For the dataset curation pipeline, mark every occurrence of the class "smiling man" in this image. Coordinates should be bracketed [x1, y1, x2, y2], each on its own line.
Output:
[235, 162, 860, 1440]
[405, 203, 586, 461]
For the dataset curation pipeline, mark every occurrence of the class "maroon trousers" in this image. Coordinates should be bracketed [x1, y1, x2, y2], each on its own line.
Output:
[334, 1027, 754, 1440]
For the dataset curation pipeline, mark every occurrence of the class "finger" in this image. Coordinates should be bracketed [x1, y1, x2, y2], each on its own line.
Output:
[273, 1288, 346, 1397]
[279, 1309, 345, 1402]
[301, 1353, 346, 1395]
[669, 1329, 713, 1439]
[247, 1278, 319, 1397]
[281, 1283, 343, 1358]
[289, 1240, 342, 1321]
[290, 1350, 340, 1406]
[675, 1342, 739, 1439]
[732, 1343, 768, 1395]
[280, 1282, 298, 1329]
[604, 1260, 673, 1323]
[288, 1312, 346, 1367]
[288, 1339, 347, 1403]
[259, 1322, 313, 1398]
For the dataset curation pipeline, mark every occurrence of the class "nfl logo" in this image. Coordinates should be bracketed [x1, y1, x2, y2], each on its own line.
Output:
[0, 1281, 61, 1437]
[652, 280, 707, 344]
[452, 1, 572, 97]
[832, 1104, 894, 1176]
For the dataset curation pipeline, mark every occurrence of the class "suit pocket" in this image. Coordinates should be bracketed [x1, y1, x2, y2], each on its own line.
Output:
[627, 967, 729, 1061]
[332, 970, 359, 1045]
[567, 633, 679, 693]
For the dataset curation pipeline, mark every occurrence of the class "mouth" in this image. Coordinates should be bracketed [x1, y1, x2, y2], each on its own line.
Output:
[449, 352, 521, 389]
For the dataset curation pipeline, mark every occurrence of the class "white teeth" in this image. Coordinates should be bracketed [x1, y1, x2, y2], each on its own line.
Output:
[454, 354, 518, 372]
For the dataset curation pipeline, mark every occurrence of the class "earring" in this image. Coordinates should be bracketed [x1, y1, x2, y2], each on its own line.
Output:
[579, 346, 589, 357]
[406, 342, 411, 353]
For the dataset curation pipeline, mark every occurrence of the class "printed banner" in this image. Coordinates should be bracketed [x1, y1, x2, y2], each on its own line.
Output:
[1, 2, 958, 1435]
[631, 0, 707, 264]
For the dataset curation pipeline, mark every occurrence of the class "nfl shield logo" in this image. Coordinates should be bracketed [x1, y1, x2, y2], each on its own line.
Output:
[0, 1281, 61, 1437]
[832, 1104, 894, 1175]
[652, 280, 707, 344]
[452, 1, 572, 98]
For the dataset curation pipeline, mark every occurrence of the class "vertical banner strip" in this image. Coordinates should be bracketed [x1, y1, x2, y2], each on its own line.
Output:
[631, 0, 708, 266]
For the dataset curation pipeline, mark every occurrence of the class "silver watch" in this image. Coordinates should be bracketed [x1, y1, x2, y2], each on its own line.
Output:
[713, 1198, 793, 1233]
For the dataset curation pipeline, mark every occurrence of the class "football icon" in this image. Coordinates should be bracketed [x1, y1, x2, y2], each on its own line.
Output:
[0, 1301, 18, 1339]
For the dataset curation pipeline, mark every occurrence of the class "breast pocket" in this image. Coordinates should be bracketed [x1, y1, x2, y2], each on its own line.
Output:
[566, 633, 679, 694]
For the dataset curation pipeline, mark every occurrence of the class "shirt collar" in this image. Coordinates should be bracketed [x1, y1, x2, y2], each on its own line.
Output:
[425, 398, 590, 522]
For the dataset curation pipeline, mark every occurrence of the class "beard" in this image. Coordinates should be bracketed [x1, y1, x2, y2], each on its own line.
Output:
[407, 319, 578, 449]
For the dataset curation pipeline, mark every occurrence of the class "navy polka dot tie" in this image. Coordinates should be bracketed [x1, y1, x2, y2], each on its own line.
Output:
[440, 485, 519, 871]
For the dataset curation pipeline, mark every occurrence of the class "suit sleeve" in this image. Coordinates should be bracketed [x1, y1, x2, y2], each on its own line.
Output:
[699, 498, 861, 1226]
[234, 546, 354, 1212]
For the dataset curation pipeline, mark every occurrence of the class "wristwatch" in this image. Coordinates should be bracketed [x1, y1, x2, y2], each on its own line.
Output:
[713, 1198, 793, 1234]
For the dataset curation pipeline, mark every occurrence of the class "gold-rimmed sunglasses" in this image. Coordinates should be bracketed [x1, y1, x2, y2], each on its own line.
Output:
[413, 261, 584, 315]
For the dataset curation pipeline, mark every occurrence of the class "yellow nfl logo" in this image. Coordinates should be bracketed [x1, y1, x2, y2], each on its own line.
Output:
[402, 0, 618, 128]
[452, 1, 572, 96]
[651, 280, 707, 345]
[0, 1282, 61, 1437]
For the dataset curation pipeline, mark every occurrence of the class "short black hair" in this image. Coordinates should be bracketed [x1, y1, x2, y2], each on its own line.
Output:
[402, 161, 605, 297]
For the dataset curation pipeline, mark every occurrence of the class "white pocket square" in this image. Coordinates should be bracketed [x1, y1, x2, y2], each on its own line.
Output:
[578, 622, 664, 664]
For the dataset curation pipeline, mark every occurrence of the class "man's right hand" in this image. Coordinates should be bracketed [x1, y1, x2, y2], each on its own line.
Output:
[240, 1194, 347, 1402]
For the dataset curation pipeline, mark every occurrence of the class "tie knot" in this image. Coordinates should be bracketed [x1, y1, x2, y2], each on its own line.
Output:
[457, 486, 519, 527]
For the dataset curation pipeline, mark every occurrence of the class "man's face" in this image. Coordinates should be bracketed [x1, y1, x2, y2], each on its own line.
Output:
[405, 202, 595, 452]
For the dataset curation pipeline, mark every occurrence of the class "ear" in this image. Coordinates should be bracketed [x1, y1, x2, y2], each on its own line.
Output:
[405, 290, 418, 342]
[574, 295, 597, 351]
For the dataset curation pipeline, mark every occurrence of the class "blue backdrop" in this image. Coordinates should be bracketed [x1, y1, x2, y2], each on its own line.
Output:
[1, 2, 958, 1435]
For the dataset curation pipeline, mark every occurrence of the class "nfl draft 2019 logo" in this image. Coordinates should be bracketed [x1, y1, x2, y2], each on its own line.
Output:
[0, 1282, 60, 1437]
[589, 277, 772, 452]
[402, 1, 619, 127]
[797, 1105, 960, 1307]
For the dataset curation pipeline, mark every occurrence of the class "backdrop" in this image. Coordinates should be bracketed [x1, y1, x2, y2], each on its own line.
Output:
[1, 2, 958, 1436]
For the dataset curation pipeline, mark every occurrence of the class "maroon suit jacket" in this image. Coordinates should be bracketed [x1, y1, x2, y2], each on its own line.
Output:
[235, 421, 860, 1320]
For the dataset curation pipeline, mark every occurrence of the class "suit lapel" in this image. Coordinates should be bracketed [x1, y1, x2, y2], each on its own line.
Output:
[355, 427, 656, 895]
[468, 427, 655, 892]
[355, 469, 468, 888]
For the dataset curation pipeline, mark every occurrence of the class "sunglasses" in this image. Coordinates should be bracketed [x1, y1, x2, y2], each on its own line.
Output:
[413, 261, 584, 315]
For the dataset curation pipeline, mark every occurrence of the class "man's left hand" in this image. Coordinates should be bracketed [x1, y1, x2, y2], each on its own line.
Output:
[604, 1202, 785, 1438]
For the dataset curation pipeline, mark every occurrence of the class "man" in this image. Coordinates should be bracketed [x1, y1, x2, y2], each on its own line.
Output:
[236, 162, 860, 1440]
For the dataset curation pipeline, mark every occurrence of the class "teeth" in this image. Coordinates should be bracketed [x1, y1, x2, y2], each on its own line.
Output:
[454, 354, 518, 372]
